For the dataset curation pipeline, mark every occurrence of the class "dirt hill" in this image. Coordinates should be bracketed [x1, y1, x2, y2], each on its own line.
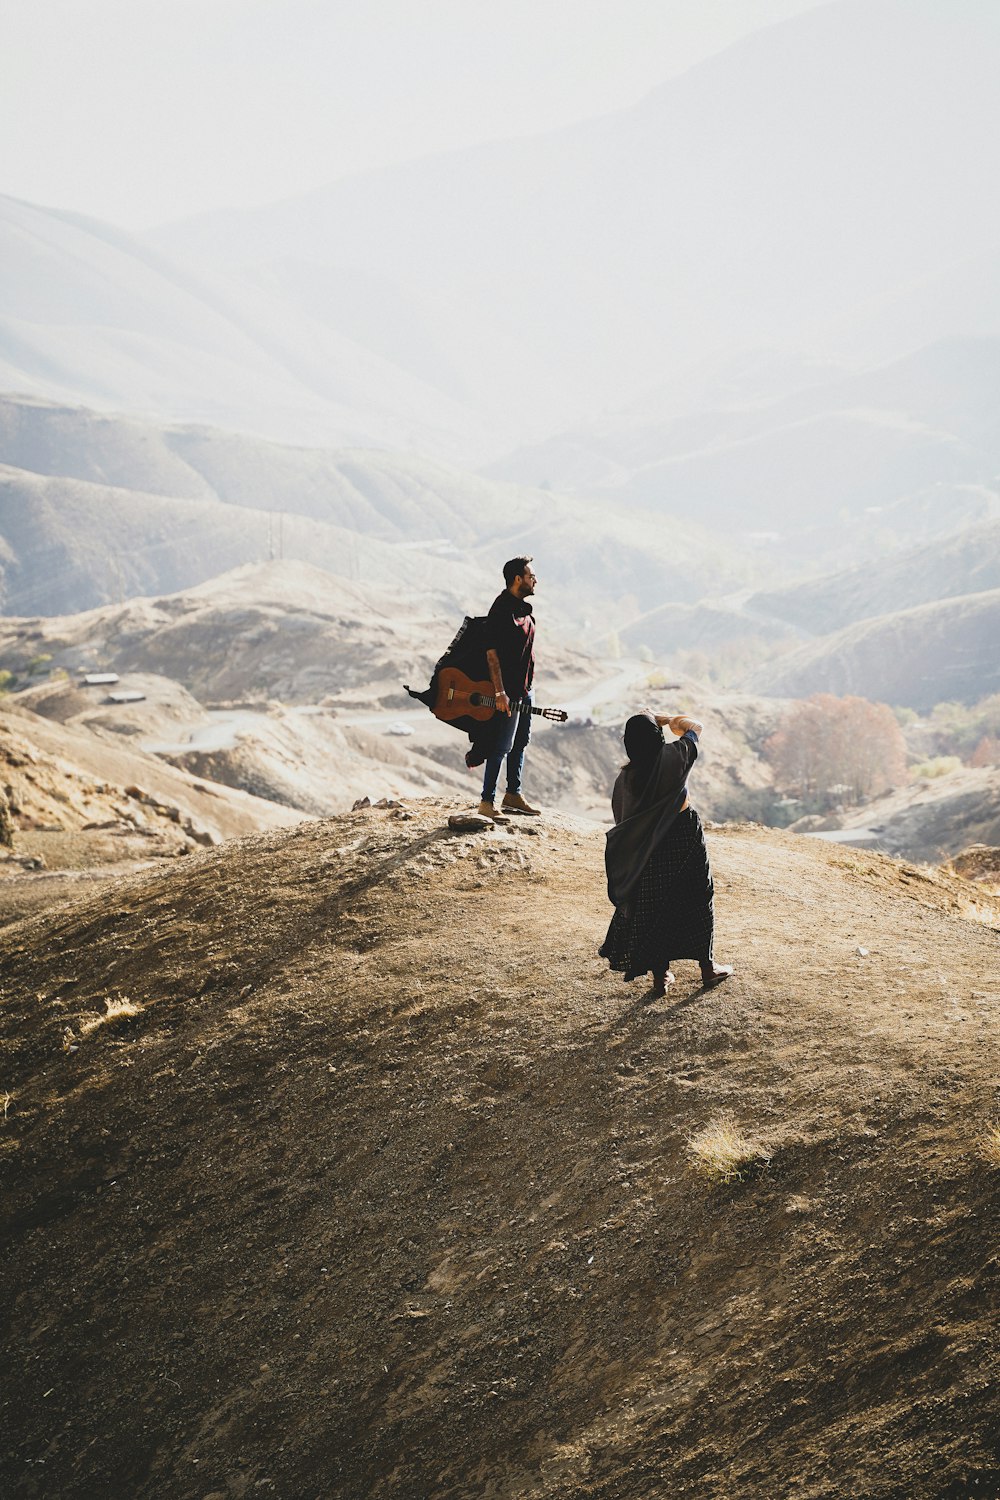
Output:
[828, 765, 1000, 864]
[746, 588, 1000, 710]
[2, 801, 998, 1498]
[0, 703, 301, 927]
[748, 516, 1000, 637]
[0, 397, 754, 621]
[0, 562, 461, 705]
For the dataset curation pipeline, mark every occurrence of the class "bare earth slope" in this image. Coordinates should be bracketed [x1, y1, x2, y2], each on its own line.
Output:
[831, 766, 1000, 863]
[746, 588, 1000, 710]
[0, 562, 452, 705]
[2, 802, 998, 1497]
[0, 703, 302, 927]
[747, 517, 1000, 637]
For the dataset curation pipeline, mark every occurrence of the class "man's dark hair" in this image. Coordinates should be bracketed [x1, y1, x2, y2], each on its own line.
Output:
[503, 555, 533, 587]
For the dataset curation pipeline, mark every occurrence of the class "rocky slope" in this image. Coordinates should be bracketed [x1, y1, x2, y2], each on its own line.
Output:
[2, 801, 998, 1498]
[0, 396, 754, 620]
[826, 765, 1000, 864]
[746, 588, 1000, 710]
[748, 516, 1000, 637]
[0, 702, 301, 927]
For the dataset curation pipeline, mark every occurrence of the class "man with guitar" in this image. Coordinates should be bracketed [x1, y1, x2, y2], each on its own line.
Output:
[479, 556, 541, 820]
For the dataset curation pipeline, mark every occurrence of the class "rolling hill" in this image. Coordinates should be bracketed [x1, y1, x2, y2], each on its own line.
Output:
[0, 394, 510, 539]
[746, 588, 1000, 710]
[0, 562, 464, 705]
[0, 462, 492, 617]
[748, 517, 1000, 637]
[0, 397, 759, 619]
[0, 195, 482, 457]
[2, 801, 998, 1496]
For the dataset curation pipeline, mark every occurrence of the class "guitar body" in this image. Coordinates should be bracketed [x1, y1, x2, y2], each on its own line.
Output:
[432, 666, 497, 722]
[427, 667, 569, 726]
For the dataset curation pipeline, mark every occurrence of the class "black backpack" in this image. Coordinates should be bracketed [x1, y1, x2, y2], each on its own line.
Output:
[405, 614, 492, 738]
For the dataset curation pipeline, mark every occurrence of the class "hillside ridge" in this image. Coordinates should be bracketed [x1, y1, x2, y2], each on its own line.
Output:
[2, 801, 998, 1496]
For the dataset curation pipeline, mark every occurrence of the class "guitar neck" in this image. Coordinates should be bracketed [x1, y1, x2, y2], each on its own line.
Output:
[477, 695, 545, 717]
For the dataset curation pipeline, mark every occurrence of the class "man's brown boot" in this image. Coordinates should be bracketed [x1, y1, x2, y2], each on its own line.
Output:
[478, 800, 503, 820]
[502, 792, 541, 816]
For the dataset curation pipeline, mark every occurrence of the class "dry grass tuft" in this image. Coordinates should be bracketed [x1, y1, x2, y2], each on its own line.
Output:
[102, 996, 142, 1024]
[80, 997, 143, 1035]
[958, 898, 1000, 928]
[979, 1125, 1000, 1168]
[687, 1118, 772, 1184]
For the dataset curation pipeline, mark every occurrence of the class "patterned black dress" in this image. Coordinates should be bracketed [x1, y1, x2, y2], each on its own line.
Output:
[600, 807, 715, 981]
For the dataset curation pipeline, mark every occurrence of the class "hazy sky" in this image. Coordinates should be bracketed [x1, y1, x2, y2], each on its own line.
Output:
[1, 0, 826, 229]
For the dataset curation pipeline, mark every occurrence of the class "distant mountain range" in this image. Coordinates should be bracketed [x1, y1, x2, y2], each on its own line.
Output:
[750, 518, 1000, 636]
[5, 0, 1000, 726]
[0, 195, 486, 459]
[748, 588, 1000, 710]
[147, 0, 1000, 440]
[3, 1, 1000, 467]
[0, 396, 759, 621]
[485, 338, 1000, 556]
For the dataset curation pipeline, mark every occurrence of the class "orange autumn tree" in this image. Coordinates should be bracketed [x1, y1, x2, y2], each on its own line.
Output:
[764, 693, 908, 806]
[969, 735, 1000, 768]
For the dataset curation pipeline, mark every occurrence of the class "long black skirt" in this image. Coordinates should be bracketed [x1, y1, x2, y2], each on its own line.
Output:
[600, 807, 714, 982]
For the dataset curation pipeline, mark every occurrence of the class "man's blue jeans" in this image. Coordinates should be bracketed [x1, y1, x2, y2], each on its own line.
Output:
[481, 699, 532, 804]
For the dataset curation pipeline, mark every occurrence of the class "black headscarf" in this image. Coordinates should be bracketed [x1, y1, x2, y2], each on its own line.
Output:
[623, 712, 665, 798]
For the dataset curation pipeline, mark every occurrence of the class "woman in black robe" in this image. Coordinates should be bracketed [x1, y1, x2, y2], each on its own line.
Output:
[599, 710, 733, 997]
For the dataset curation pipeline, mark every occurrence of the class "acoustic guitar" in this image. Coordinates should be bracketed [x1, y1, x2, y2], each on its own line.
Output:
[430, 667, 568, 724]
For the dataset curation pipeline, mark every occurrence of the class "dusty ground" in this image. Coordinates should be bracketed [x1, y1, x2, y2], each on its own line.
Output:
[2, 799, 999, 1499]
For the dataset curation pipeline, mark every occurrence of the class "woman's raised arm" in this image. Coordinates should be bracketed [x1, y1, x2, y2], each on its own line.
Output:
[654, 713, 703, 737]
